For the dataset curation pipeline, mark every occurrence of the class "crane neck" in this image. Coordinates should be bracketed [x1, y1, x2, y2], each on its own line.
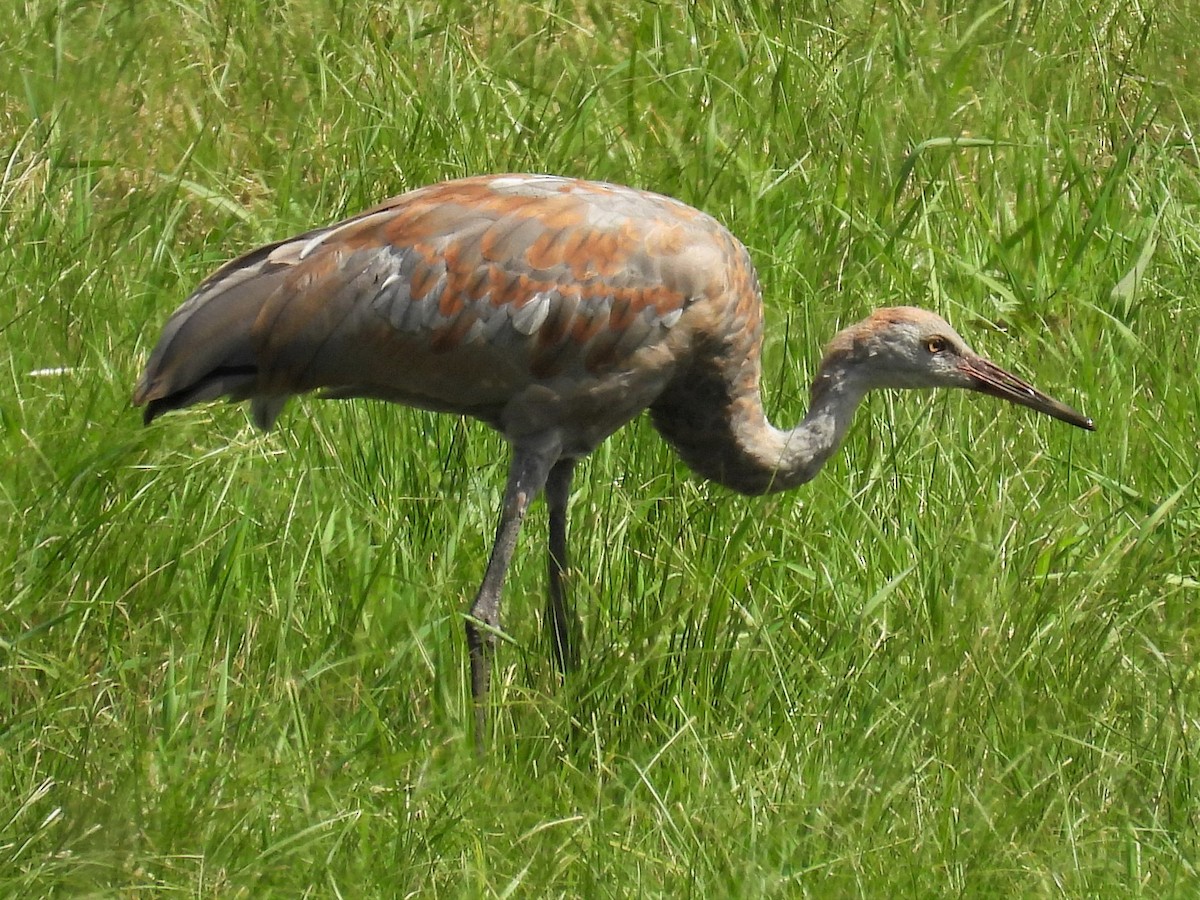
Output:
[757, 368, 868, 492]
[649, 356, 868, 496]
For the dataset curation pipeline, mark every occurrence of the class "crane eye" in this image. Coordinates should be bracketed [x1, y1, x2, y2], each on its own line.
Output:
[925, 336, 948, 354]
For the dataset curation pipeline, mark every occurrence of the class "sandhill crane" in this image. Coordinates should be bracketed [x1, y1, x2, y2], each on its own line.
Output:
[134, 174, 1094, 745]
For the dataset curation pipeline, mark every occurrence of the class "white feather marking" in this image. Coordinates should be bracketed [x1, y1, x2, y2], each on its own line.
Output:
[659, 308, 682, 328]
[511, 294, 552, 335]
[297, 210, 393, 260]
[489, 174, 561, 190]
[266, 242, 302, 265]
[298, 230, 334, 261]
[462, 318, 486, 344]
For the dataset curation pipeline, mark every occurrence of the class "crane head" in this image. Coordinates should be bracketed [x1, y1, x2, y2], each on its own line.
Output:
[824, 306, 1095, 430]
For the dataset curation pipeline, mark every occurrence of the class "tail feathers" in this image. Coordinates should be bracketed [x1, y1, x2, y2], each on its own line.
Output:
[134, 255, 295, 429]
[139, 365, 258, 425]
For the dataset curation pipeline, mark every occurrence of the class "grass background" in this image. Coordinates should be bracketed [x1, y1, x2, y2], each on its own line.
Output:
[3, 0, 1199, 894]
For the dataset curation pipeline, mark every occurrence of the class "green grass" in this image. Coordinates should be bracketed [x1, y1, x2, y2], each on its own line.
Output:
[4, 0, 1199, 894]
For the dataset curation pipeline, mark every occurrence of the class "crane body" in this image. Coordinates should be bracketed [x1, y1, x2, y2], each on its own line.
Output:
[134, 174, 1094, 747]
[138, 176, 759, 460]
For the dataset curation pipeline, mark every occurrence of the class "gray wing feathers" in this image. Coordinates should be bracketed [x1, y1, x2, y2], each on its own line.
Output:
[136, 203, 696, 429]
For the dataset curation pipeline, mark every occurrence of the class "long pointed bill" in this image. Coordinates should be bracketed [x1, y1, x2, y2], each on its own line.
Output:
[960, 357, 1095, 430]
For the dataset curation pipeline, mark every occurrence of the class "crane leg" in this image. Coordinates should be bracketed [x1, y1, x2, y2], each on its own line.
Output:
[545, 457, 581, 674]
[465, 440, 558, 751]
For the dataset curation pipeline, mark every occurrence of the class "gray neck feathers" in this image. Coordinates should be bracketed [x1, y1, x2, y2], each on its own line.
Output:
[649, 358, 867, 496]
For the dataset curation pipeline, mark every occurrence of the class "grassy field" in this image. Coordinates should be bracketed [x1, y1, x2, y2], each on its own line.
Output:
[4, 0, 1199, 894]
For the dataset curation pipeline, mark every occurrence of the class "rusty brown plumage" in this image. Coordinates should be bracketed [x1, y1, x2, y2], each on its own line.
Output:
[134, 174, 1093, 749]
